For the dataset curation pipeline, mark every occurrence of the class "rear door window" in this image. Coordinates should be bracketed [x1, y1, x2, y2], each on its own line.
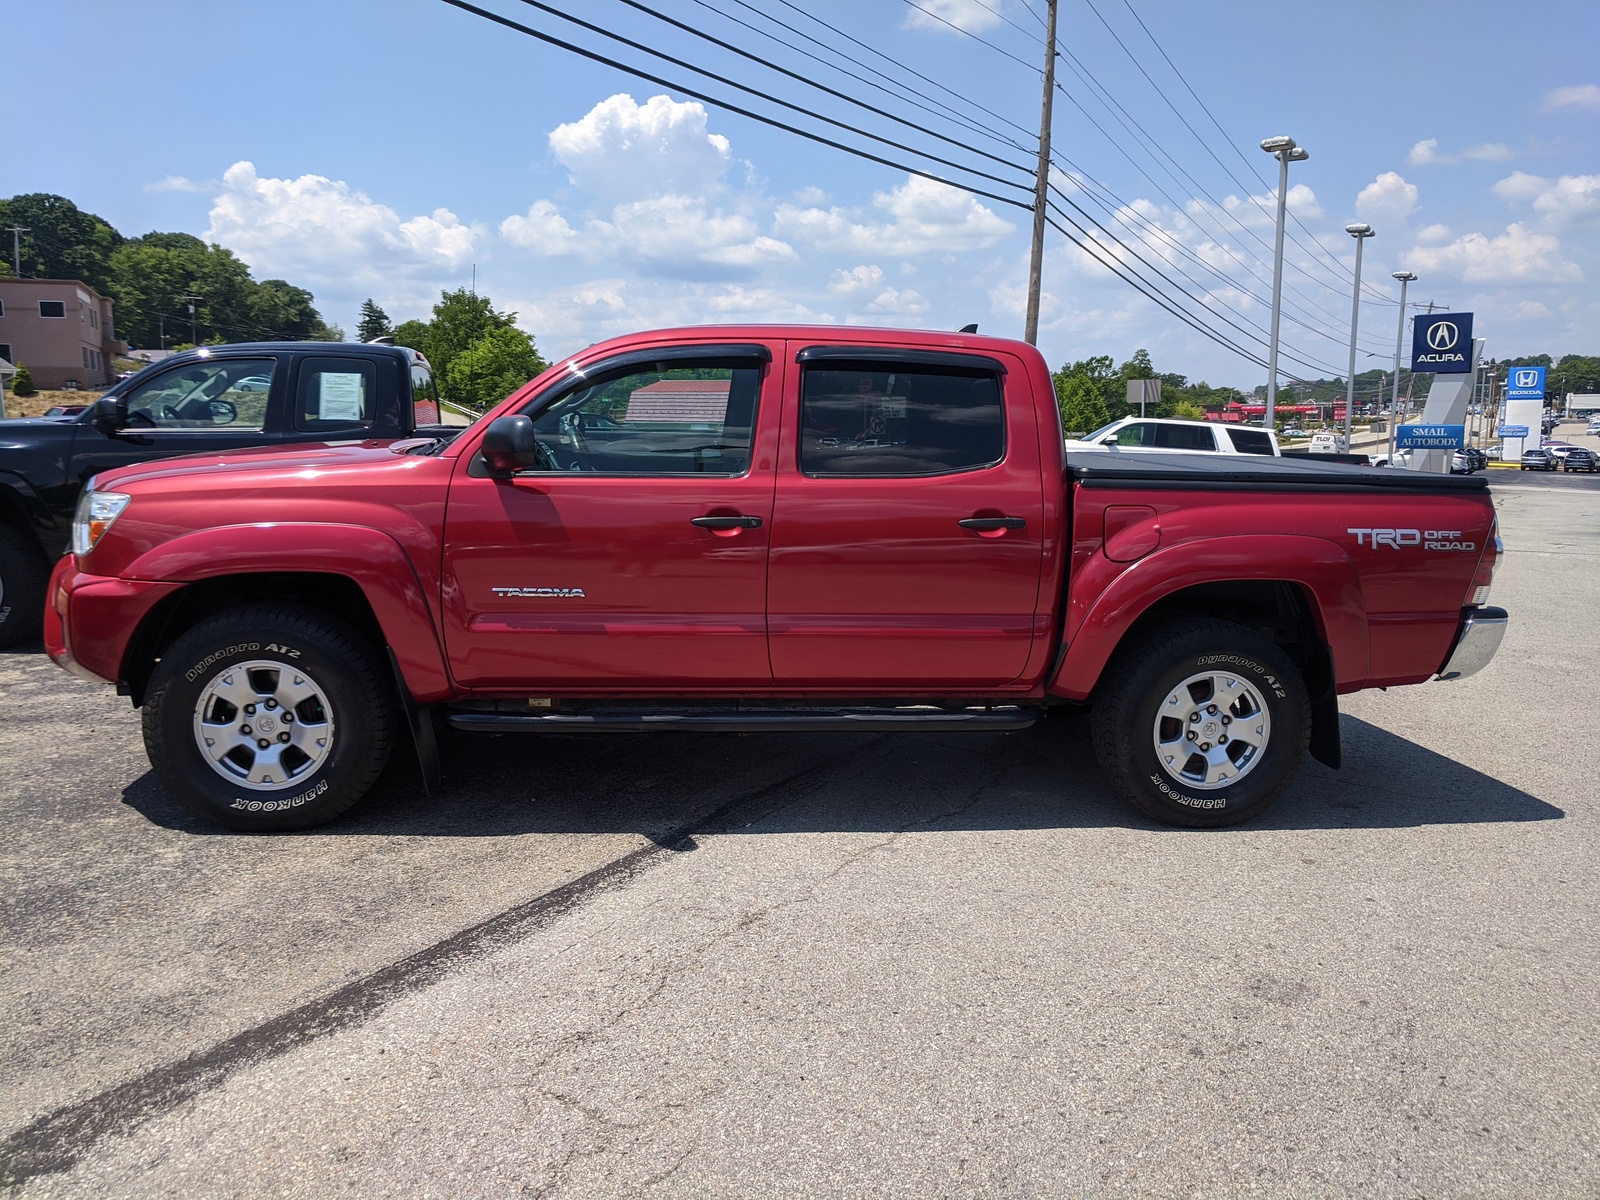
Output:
[1154, 423, 1216, 451]
[799, 361, 1004, 477]
[295, 357, 378, 433]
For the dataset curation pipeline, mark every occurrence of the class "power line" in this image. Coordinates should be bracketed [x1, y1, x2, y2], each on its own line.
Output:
[437, 0, 1034, 212]
[760, 0, 1040, 148]
[684, 0, 1034, 155]
[1082, 0, 1390, 302]
[895, 0, 1041, 70]
[581, 0, 1035, 183]
[441, 0, 1317, 371]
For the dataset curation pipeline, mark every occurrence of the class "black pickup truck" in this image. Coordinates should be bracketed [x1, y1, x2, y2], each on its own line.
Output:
[0, 340, 455, 647]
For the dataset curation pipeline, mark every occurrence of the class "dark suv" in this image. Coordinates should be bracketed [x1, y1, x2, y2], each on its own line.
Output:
[1561, 446, 1598, 473]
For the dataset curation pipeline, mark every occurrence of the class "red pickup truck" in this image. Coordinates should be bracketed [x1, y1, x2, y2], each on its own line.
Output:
[44, 325, 1507, 832]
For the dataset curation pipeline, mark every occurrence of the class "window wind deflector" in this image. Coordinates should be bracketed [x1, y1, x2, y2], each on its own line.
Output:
[795, 346, 1007, 374]
[569, 342, 772, 379]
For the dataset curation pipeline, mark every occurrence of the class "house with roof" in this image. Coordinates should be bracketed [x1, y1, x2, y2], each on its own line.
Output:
[0, 278, 120, 390]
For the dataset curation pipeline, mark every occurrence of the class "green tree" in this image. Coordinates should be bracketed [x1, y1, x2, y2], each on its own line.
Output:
[0, 194, 123, 292]
[392, 318, 432, 358]
[1055, 372, 1110, 436]
[421, 288, 518, 390]
[12, 362, 35, 397]
[357, 299, 393, 343]
[1551, 354, 1600, 397]
[441, 325, 549, 410]
[250, 279, 340, 341]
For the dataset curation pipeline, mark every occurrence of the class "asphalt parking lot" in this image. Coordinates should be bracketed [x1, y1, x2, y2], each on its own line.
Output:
[2, 472, 1597, 1197]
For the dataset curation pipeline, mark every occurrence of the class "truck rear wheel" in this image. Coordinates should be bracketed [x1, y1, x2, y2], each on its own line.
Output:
[1091, 619, 1310, 828]
[0, 525, 49, 650]
[142, 604, 394, 831]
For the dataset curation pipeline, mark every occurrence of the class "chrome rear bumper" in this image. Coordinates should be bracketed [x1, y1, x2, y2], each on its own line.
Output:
[1436, 606, 1509, 681]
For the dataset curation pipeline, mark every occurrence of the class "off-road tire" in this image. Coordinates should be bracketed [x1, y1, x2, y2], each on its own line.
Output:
[0, 525, 50, 650]
[1090, 618, 1310, 829]
[142, 604, 394, 831]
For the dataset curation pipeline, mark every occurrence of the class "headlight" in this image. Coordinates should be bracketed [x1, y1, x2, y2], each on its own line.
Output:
[72, 490, 132, 557]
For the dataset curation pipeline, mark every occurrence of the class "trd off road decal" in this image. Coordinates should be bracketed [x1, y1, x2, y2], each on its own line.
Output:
[1347, 528, 1476, 552]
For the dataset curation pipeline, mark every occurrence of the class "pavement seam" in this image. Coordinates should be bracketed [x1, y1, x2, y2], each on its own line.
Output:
[0, 736, 885, 1190]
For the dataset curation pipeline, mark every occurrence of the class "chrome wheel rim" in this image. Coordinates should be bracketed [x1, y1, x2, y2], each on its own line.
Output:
[1152, 670, 1271, 791]
[192, 660, 335, 791]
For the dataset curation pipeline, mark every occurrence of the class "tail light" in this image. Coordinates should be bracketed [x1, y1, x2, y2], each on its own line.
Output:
[1465, 517, 1501, 606]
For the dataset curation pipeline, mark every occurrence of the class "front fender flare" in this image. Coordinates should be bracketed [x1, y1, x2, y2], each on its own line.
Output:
[122, 522, 453, 702]
[1050, 534, 1369, 701]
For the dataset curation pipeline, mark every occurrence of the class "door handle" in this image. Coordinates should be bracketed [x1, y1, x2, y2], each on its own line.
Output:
[691, 515, 763, 530]
[958, 516, 1025, 531]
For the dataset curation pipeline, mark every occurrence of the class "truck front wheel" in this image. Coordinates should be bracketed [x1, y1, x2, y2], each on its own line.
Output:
[1091, 619, 1310, 828]
[142, 604, 394, 831]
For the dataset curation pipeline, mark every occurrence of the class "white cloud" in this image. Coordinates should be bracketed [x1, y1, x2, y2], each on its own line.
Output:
[1417, 223, 1453, 245]
[829, 264, 887, 295]
[1492, 172, 1600, 230]
[861, 287, 931, 317]
[1542, 84, 1600, 113]
[548, 94, 732, 202]
[902, 0, 1003, 34]
[1408, 139, 1512, 165]
[499, 200, 580, 255]
[203, 161, 479, 304]
[1207, 183, 1324, 229]
[597, 195, 797, 273]
[1356, 171, 1419, 222]
[1405, 223, 1581, 284]
[775, 175, 1014, 256]
[1492, 171, 1549, 202]
[146, 175, 216, 193]
[1408, 139, 1442, 166]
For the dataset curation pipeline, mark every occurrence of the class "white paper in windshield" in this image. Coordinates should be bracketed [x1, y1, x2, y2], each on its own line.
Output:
[318, 372, 365, 421]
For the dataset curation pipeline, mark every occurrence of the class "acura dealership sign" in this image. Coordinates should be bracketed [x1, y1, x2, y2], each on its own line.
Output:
[1411, 313, 1474, 373]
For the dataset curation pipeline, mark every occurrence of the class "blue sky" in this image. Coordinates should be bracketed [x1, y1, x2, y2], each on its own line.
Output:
[11, 0, 1598, 386]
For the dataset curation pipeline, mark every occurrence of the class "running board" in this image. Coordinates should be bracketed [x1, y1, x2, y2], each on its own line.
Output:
[444, 706, 1040, 734]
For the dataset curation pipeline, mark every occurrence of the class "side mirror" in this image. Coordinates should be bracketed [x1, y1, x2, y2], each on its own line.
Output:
[89, 395, 127, 435]
[479, 415, 542, 475]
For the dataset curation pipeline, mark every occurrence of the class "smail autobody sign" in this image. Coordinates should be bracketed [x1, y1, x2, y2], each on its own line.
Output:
[1411, 312, 1473, 373]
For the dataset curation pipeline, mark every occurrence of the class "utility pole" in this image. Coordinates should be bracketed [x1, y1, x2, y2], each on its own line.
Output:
[180, 294, 203, 346]
[6, 226, 28, 276]
[1023, 0, 1058, 346]
[159, 313, 166, 350]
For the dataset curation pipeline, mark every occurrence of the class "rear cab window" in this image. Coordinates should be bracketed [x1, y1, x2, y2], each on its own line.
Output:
[1225, 428, 1276, 455]
[799, 354, 1005, 477]
[295, 357, 379, 434]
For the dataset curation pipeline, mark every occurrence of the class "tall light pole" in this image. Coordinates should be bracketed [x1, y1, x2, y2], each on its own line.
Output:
[1023, 0, 1059, 345]
[1343, 222, 1374, 452]
[1388, 269, 1416, 463]
[1259, 135, 1309, 429]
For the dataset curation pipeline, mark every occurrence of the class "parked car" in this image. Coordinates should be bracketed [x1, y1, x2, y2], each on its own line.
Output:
[1069, 416, 1280, 456]
[43, 405, 90, 418]
[1561, 446, 1598, 473]
[1520, 448, 1558, 471]
[45, 323, 1504, 833]
[1542, 440, 1580, 463]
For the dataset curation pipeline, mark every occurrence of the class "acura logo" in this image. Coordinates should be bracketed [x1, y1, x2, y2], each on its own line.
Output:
[1515, 368, 1538, 388]
[1426, 321, 1460, 351]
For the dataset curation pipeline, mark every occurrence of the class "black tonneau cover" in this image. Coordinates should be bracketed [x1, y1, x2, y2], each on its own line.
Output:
[1066, 451, 1489, 492]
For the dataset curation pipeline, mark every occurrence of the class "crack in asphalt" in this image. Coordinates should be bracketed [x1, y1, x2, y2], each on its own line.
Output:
[0, 736, 885, 1190]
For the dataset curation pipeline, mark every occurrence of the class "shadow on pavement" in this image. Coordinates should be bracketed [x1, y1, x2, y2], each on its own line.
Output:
[120, 712, 1563, 839]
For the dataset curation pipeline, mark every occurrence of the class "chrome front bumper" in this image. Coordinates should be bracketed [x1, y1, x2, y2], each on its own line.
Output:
[1436, 606, 1509, 681]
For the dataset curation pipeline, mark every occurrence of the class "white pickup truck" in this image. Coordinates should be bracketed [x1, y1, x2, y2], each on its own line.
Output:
[1067, 416, 1280, 456]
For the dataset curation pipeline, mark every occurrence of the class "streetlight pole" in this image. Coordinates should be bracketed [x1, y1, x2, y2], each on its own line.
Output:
[1343, 222, 1374, 453]
[1023, 0, 1059, 345]
[1259, 136, 1309, 430]
[1388, 270, 1416, 463]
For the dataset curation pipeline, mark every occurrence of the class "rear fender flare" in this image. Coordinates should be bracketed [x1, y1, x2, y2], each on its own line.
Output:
[122, 523, 452, 702]
[1050, 534, 1369, 701]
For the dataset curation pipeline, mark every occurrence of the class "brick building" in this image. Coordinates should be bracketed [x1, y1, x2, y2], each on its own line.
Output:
[0, 278, 120, 389]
